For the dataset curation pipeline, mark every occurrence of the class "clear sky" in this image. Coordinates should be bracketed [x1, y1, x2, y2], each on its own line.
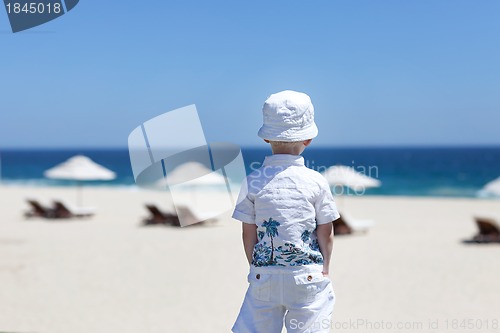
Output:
[1, 0, 499, 148]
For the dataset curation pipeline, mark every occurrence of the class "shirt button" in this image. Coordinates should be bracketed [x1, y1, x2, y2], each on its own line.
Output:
[307, 275, 312, 281]
[256, 274, 261, 280]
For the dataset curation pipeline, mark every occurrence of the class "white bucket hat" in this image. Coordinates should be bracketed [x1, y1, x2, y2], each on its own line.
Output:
[257, 90, 318, 142]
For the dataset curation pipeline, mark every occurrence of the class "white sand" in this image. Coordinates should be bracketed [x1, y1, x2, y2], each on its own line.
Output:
[1, 185, 500, 333]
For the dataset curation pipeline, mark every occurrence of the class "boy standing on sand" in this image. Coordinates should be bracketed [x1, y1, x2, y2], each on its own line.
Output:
[232, 90, 340, 333]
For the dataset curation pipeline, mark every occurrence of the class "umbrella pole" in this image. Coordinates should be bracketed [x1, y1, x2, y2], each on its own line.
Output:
[331, 185, 345, 213]
[337, 190, 345, 213]
[337, 192, 344, 210]
[77, 181, 82, 207]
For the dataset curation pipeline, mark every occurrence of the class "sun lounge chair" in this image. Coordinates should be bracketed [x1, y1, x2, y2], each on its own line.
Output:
[333, 212, 374, 235]
[52, 200, 95, 218]
[24, 199, 56, 219]
[175, 205, 217, 227]
[143, 204, 180, 226]
[464, 215, 500, 243]
[333, 215, 352, 235]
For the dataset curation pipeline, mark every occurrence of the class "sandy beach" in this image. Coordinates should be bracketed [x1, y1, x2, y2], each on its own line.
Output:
[1, 185, 500, 333]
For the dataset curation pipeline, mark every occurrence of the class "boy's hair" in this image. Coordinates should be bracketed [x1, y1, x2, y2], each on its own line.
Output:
[268, 141, 305, 150]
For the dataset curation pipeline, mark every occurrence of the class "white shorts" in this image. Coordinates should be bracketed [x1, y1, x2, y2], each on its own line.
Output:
[232, 265, 335, 333]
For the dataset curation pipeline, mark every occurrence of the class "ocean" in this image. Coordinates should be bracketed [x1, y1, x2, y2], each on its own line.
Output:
[1, 147, 499, 198]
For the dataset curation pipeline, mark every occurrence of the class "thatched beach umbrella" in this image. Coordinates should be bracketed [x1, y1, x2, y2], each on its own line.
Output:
[322, 165, 381, 193]
[44, 155, 116, 206]
[480, 176, 500, 197]
[149, 161, 226, 190]
[167, 161, 226, 187]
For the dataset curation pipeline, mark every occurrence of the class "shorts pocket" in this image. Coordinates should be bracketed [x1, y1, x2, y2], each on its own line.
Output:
[293, 272, 327, 303]
[248, 272, 272, 302]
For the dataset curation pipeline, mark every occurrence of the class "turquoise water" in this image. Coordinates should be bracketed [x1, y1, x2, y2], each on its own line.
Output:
[1, 147, 499, 198]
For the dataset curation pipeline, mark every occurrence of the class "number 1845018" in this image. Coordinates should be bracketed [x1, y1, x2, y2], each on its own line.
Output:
[5, 2, 62, 14]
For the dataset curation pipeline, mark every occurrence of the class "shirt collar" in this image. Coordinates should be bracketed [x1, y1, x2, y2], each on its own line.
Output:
[262, 154, 305, 167]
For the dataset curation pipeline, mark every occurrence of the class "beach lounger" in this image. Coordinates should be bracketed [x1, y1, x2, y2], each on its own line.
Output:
[333, 212, 374, 235]
[52, 200, 95, 218]
[143, 204, 180, 226]
[24, 199, 56, 218]
[333, 215, 352, 235]
[464, 215, 500, 243]
[175, 205, 217, 227]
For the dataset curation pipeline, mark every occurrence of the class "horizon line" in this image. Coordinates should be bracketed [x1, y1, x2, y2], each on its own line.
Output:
[1, 144, 500, 151]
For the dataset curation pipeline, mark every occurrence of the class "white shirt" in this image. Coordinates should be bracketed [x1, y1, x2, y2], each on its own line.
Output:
[233, 154, 340, 267]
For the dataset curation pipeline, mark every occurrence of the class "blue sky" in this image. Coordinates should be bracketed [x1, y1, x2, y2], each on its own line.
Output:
[1, 0, 499, 148]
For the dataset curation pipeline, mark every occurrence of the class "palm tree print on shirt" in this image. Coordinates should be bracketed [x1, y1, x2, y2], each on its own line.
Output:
[262, 217, 280, 264]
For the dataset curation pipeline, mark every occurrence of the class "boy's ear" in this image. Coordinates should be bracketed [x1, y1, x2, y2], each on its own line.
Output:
[303, 139, 313, 146]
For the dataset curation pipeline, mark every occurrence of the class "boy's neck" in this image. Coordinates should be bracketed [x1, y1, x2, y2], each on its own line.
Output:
[266, 139, 311, 155]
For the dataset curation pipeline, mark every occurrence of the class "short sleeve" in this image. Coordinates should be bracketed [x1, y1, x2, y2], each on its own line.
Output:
[314, 180, 340, 225]
[232, 178, 256, 224]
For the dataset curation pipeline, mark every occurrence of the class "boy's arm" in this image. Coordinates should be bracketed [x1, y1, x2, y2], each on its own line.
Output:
[242, 223, 258, 265]
[316, 222, 334, 276]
